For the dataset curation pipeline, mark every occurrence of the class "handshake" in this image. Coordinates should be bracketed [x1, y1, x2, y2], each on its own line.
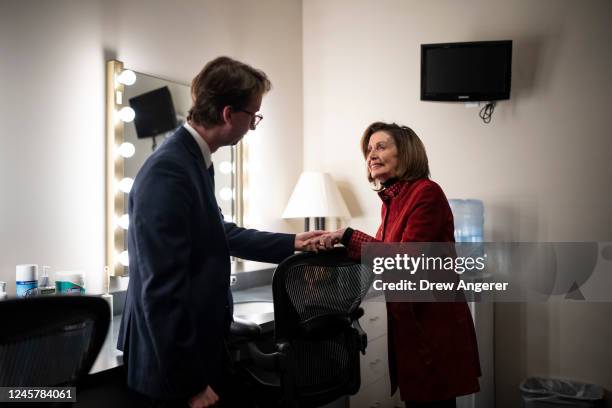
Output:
[294, 228, 347, 252]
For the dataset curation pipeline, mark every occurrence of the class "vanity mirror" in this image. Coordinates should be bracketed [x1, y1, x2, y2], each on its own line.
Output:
[105, 60, 244, 276]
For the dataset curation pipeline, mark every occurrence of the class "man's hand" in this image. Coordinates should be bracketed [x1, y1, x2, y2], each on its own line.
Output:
[302, 228, 346, 252]
[189, 385, 219, 408]
[295, 230, 327, 251]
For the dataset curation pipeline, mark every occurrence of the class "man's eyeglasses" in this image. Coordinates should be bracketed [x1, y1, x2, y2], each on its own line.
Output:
[235, 108, 263, 130]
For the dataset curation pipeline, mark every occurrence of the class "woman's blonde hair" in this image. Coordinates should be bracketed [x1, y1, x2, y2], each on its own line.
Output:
[360, 122, 430, 188]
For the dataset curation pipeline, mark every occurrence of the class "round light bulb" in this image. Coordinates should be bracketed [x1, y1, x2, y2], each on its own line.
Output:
[117, 214, 130, 230]
[118, 177, 134, 193]
[219, 161, 232, 174]
[118, 106, 135, 122]
[219, 187, 233, 201]
[117, 69, 136, 86]
[118, 142, 135, 158]
[118, 250, 130, 266]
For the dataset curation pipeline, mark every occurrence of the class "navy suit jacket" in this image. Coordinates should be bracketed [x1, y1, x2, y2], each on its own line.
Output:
[118, 127, 294, 399]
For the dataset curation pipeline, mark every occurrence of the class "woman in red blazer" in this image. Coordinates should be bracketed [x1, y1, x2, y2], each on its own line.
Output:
[317, 122, 481, 408]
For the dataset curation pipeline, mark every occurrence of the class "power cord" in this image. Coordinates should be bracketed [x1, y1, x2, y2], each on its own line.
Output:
[479, 102, 496, 124]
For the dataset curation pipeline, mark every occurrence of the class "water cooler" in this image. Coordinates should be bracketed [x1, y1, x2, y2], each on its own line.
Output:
[448, 199, 494, 408]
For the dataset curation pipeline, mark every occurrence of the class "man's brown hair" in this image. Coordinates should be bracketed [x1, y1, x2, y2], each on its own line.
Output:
[187, 56, 271, 127]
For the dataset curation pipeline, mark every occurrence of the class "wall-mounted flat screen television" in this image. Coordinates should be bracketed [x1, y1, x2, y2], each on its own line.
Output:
[129, 86, 177, 139]
[421, 40, 512, 102]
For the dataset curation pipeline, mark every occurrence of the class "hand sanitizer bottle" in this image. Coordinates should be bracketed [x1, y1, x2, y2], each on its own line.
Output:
[38, 266, 56, 295]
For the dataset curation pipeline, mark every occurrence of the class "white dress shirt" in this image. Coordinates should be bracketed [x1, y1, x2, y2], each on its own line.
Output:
[183, 122, 213, 170]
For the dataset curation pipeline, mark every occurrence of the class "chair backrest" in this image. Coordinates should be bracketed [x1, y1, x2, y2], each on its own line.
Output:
[0, 295, 110, 387]
[272, 248, 373, 407]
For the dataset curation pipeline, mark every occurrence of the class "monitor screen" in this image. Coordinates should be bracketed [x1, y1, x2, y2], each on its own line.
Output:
[129, 86, 178, 139]
[421, 41, 512, 102]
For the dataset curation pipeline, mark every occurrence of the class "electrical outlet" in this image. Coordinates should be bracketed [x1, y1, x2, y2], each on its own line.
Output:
[230, 274, 237, 286]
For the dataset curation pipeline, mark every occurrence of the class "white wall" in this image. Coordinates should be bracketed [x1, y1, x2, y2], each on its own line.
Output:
[303, 0, 612, 407]
[1, 0, 106, 295]
[0, 0, 303, 294]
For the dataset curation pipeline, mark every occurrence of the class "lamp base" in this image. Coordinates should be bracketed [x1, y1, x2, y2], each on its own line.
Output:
[304, 217, 326, 231]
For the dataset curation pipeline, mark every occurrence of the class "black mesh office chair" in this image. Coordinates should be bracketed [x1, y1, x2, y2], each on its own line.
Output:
[0, 296, 110, 388]
[231, 248, 374, 408]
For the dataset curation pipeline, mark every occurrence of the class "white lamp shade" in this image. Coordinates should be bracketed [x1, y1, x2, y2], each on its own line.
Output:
[282, 172, 351, 218]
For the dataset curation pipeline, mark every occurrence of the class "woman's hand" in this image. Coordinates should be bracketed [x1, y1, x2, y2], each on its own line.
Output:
[306, 228, 346, 251]
[295, 230, 327, 251]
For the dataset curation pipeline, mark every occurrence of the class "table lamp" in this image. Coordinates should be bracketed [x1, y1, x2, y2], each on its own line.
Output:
[282, 171, 350, 231]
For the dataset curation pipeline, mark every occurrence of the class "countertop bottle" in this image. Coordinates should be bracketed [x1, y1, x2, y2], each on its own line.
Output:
[0, 281, 7, 300]
[55, 271, 85, 294]
[16, 264, 38, 298]
[38, 266, 56, 295]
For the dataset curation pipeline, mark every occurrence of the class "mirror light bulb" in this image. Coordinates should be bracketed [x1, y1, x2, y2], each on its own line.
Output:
[117, 214, 130, 230]
[118, 142, 135, 158]
[118, 177, 134, 193]
[118, 106, 135, 122]
[118, 250, 130, 266]
[117, 70, 136, 86]
[219, 161, 232, 174]
[219, 187, 233, 201]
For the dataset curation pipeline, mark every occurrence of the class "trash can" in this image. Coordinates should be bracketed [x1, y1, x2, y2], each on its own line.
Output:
[520, 377, 604, 407]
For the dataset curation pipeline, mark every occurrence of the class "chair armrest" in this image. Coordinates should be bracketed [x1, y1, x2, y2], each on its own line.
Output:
[230, 316, 262, 339]
[247, 341, 290, 372]
[351, 307, 364, 320]
[352, 318, 368, 355]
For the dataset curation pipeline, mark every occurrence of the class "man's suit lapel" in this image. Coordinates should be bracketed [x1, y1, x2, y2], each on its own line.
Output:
[175, 127, 220, 216]
[174, 127, 234, 320]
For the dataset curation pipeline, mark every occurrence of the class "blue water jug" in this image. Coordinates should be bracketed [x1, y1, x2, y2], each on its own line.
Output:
[448, 199, 484, 242]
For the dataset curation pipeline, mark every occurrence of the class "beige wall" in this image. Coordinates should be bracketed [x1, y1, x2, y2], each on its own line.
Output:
[303, 0, 612, 406]
[0, 0, 303, 294]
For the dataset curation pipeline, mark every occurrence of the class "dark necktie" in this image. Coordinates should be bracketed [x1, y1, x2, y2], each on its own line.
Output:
[207, 163, 215, 188]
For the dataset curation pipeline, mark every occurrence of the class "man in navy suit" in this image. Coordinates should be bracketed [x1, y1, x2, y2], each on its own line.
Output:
[118, 57, 323, 408]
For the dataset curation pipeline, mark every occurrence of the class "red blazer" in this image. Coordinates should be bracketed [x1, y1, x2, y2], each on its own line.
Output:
[347, 178, 481, 402]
